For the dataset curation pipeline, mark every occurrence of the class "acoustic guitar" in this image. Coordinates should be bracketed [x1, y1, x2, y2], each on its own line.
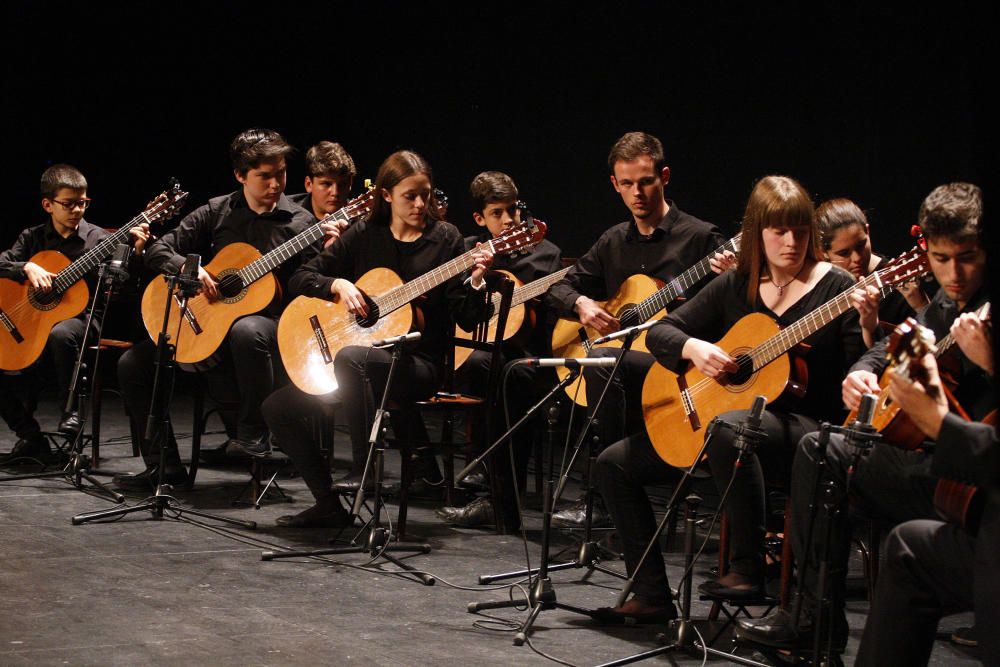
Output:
[453, 265, 572, 370]
[550, 233, 742, 406]
[278, 219, 547, 395]
[0, 182, 188, 371]
[641, 246, 929, 468]
[140, 190, 375, 364]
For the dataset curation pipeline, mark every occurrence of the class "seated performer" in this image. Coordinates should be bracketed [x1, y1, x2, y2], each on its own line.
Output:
[261, 150, 493, 528]
[288, 140, 356, 225]
[0, 164, 149, 461]
[545, 131, 729, 527]
[436, 171, 563, 530]
[113, 129, 319, 489]
[594, 175, 870, 623]
[738, 182, 992, 650]
[856, 353, 998, 667]
[816, 196, 929, 343]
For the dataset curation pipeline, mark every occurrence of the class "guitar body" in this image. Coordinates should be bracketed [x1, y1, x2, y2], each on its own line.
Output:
[278, 267, 413, 395]
[0, 251, 88, 370]
[550, 273, 662, 406]
[453, 270, 528, 370]
[642, 312, 799, 468]
[141, 242, 277, 364]
[844, 373, 929, 450]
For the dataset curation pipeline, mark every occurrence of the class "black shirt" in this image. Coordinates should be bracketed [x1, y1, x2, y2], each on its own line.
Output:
[852, 284, 993, 421]
[0, 219, 107, 281]
[286, 192, 320, 221]
[144, 190, 315, 309]
[290, 217, 488, 366]
[648, 265, 865, 424]
[546, 202, 727, 317]
[465, 233, 564, 356]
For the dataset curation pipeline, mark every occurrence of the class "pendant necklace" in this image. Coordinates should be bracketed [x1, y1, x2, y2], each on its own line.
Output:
[771, 265, 807, 297]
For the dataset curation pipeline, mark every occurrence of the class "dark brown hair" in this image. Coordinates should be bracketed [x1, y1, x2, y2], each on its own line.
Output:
[40, 164, 87, 199]
[229, 128, 294, 175]
[368, 150, 433, 225]
[469, 171, 518, 213]
[918, 182, 982, 243]
[607, 131, 666, 173]
[815, 198, 868, 251]
[305, 141, 356, 178]
[737, 175, 821, 304]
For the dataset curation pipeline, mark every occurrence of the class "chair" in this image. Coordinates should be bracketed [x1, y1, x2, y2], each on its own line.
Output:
[396, 273, 515, 538]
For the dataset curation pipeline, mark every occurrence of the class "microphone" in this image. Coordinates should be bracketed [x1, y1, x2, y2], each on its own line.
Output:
[106, 243, 131, 282]
[733, 395, 767, 452]
[520, 357, 617, 368]
[591, 320, 659, 345]
[842, 392, 880, 454]
[372, 331, 421, 347]
[171, 253, 203, 296]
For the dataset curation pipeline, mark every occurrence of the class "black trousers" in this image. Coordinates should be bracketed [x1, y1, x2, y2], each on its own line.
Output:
[705, 409, 818, 580]
[596, 433, 682, 605]
[262, 345, 440, 502]
[791, 433, 936, 617]
[582, 348, 655, 449]
[856, 519, 983, 666]
[118, 315, 280, 464]
[1, 317, 88, 438]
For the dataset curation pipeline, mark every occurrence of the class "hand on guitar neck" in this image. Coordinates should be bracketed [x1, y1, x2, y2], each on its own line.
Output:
[950, 312, 994, 376]
[886, 351, 948, 440]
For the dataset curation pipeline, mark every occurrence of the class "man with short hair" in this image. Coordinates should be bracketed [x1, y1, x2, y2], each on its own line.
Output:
[288, 140, 356, 225]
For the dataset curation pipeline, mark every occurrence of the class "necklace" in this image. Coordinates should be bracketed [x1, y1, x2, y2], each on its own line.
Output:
[770, 264, 807, 296]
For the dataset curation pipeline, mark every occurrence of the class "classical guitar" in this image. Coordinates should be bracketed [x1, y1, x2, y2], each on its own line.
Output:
[279, 219, 547, 395]
[0, 182, 189, 371]
[846, 302, 991, 447]
[641, 246, 929, 468]
[453, 265, 572, 370]
[140, 189, 375, 364]
[550, 233, 742, 406]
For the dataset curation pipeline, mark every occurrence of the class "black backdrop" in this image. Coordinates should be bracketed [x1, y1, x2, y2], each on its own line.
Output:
[3, 3, 990, 261]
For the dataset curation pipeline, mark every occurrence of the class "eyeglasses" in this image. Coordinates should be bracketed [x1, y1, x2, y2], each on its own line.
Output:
[50, 198, 92, 210]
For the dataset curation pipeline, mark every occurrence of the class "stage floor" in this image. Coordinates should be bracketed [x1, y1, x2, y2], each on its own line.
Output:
[0, 394, 979, 666]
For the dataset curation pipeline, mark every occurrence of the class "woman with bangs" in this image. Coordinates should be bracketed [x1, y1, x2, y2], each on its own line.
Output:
[593, 176, 870, 622]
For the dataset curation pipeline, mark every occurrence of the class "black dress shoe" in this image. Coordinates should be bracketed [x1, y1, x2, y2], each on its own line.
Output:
[331, 473, 376, 493]
[458, 471, 489, 491]
[276, 504, 354, 528]
[57, 411, 82, 435]
[551, 497, 613, 529]
[436, 497, 495, 527]
[113, 465, 188, 491]
[697, 578, 765, 600]
[226, 438, 271, 458]
[737, 608, 847, 652]
[0, 433, 52, 464]
[592, 599, 678, 625]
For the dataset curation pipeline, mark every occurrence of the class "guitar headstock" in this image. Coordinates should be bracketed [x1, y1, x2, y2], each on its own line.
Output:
[877, 245, 930, 290]
[337, 186, 376, 222]
[490, 218, 547, 256]
[144, 180, 189, 225]
[886, 316, 938, 393]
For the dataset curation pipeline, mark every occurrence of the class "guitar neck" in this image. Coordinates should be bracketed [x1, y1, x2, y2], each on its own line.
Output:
[935, 301, 991, 358]
[51, 218, 144, 294]
[504, 266, 572, 310]
[635, 233, 743, 321]
[236, 208, 353, 285]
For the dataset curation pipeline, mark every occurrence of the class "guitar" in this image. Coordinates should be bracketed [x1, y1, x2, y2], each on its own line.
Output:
[845, 302, 991, 448]
[278, 219, 548, 395]
[641, 246, 929, 468]
[140, 189, 376, 364]
[453, 265, 572, 370]
[550, 233, 743, 406]
[0, 182, 189, 371]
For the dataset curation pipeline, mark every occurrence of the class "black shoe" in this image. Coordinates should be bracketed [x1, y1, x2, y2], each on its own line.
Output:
[113, 465, 188, 491]
[57, 411, 82, 435]
[697, 578, 765, 600]
[737, 608, 847, 652]
[436, 497, 495, 527]
[276, 504, 354, 528]
[0, 433, 52, 464]
[551, 497, 613, 529]
[951, 626, 978, 647]
[592, 597, 678, 626]
[199, 440, 236, 465]
[226, 437, 271, 458]
[458, 471, 489, 491]
[331, 473, 377, 493]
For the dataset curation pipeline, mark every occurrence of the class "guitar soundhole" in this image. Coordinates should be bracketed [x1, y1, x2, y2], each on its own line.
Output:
[28, 287, 60, 311]
[355, 295, 380, 328]
[727, 354, 755, 386]
[618, 306, 641, 329]
[218, 272, 245, 301]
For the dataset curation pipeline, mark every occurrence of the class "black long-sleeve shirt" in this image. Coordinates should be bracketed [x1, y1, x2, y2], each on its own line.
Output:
[290, 218, 488, 367]
[0, 219, 107, 281]
[648, 265, 864, 424]
[546, 202, 726, 317]
[144, 191, 315, 310]
[851, 284, 992, 421]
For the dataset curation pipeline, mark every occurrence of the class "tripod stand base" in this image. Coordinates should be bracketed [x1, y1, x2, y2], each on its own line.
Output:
[2, 455, 125, 504]
[477, 539, 625, 585]
[71, 487, 257, 529]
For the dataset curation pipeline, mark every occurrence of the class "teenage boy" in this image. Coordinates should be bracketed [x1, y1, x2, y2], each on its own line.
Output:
[288, 140, 356, 225]
[0, 164, 149, 461]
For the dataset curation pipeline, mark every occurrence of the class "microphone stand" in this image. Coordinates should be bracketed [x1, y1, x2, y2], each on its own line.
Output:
[0, 255, 125, 502]
[261, 336, 434, 586]
[71, 269, 256, 530]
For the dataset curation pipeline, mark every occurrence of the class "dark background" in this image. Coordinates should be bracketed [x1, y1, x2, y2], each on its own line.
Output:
[2, 3, 990, 260]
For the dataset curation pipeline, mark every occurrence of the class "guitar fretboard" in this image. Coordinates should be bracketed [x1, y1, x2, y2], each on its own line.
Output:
[486, 266, 572, 316]
[934, 302, 991, 358]
[51, 212, 152, 294]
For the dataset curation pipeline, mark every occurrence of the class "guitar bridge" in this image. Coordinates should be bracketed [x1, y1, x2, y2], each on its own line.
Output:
[0, 307, 23, 343]
[310, 315, 333, 364]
